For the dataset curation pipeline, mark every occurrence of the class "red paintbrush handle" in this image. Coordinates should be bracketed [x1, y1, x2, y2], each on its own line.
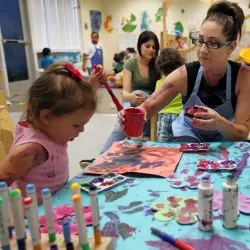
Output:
[94, 65, 124, 112]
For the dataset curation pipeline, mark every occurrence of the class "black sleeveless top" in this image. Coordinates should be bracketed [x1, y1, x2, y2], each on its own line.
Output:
[184, 61, 241, 111]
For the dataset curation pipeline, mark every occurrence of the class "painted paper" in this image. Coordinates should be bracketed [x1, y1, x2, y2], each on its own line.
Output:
[141, 11, 152, 31]
[84, 141, 183, 177]
[90, 10, 102, 32]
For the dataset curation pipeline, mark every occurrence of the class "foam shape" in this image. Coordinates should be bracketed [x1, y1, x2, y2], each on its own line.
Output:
[170, 181, 188, 188]
[154, 209, 176, 222]
[197, 160, 237, 170]
[166, 174, 182, 182]
[176, 214, 197, 225]
[151, 202, 169, 211]
[180, 143, 211, 152]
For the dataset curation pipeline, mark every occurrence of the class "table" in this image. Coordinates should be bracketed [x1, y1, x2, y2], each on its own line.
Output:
[38, 141, 250, 250]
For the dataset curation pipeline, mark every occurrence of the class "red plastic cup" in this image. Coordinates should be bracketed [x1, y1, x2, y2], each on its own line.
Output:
[124, 107, 145, 137]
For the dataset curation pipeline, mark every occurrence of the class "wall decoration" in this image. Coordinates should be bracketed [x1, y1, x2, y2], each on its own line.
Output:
[121, 17, 125, 26]
[141, 11, 152, 31]
[174, 21, 184, 33]
[103, 15, 114, 33]
[90, 10, 102, 32]
[181, 9, 185, 14]
[122, 14, 137, 33]
[155, 7, 163, 22]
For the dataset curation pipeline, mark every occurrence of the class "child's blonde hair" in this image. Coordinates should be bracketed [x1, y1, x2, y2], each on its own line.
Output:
[22, 62, 97, 123]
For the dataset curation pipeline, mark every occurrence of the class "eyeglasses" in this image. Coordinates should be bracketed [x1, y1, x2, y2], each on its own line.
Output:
[192, 38, 232, 49]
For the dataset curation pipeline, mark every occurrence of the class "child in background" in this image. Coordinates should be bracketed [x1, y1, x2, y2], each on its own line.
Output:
[113, 53, 124, 73]
[155, 48, 184, 141]
[41, 47, 55, 70]
[0, 62, 103, 204]
[125, 48, 136, 60]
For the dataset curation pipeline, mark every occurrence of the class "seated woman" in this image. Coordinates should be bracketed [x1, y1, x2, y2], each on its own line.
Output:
[100, 31, 160, 154]
[120, 1, 250, 143]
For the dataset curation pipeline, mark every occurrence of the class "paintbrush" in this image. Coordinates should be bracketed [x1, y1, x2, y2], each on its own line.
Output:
[94, 65, 124, 112]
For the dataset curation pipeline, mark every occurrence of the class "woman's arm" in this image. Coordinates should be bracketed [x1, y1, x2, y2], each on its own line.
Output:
[122, 68, 147, 105]
[193, 64, 250, 141]
[219, 64, 250, 141]
[141, 65, 188, 119]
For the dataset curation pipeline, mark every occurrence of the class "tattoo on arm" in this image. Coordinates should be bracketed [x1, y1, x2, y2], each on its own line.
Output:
[178, 65, 186, 76]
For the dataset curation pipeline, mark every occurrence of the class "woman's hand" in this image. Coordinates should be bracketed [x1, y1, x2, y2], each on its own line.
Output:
[129, 92, 147, 106]
[118, 106, 147, 131]
[190, 106, 223, 131]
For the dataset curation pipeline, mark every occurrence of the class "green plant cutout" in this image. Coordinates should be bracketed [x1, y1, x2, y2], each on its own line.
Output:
[174, 21, 184, 33]
[122, 13, 137, 32]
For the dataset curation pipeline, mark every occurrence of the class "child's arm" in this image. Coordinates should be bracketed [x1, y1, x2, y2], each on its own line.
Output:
[0, 143, 48, 186]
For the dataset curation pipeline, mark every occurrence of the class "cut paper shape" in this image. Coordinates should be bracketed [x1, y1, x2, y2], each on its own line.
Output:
[166, 169, 213, 190]
[170, 181, 189, 188]
[151, 202, 169, 211]
[84, 141, 183, 178]
[155, 7, 163, 22]
[151, 196, 198, 225]
[197, 160, 237, 170]
[155, 209, 176, 222]
[122, 14, 137, 32]
[90, 10, 102, 32]
[176, 214, 197, 224]
[174, 21, 184, 33]
[39, 205, 92, 234]
[104, 15, 113, 33]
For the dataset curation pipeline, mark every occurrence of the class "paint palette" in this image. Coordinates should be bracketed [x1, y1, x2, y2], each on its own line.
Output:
[184, 106, 208, 118]
[80, 173, 126, 193]
[180, 143, 211, 152]
[197, 160, 237, 170]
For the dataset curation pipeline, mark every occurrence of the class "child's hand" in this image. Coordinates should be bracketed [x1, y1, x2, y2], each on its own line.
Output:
[130, 92, 147, 106]
[89, 65, 108, 88]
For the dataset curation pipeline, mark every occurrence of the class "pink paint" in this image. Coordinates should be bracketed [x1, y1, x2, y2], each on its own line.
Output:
[218, 146, 229, 160]
[162, 211, 175, 217]
[176, 214, 196, 224]
[180, 169, 190, 174]
[185, 175, 197, 183]
[156, 204, 164, 209]
[187, 181, 199, 189]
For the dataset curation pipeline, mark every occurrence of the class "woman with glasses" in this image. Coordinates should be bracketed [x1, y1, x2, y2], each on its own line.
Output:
[120, 0, 249, 143]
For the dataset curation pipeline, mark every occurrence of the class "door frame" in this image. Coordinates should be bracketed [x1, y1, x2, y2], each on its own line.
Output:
[0, 0, 35, 97]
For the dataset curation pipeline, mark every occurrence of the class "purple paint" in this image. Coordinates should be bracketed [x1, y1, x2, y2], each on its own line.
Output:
[144, 208, 155, 216]
[118, 223, 136, 240]
[123, 207, 144, 214]
[117, 201, 143, 211]
[235, 153, 250, 180]
[218, 146, 229, 160]
[237, 225, 250, 230]
[146, 234, 250, 250]
[105, 188, 128, 202]
[125, 178, 135, 184]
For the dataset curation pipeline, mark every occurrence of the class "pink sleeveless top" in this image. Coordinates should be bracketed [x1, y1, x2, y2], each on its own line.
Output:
[9, 121, 69, 204]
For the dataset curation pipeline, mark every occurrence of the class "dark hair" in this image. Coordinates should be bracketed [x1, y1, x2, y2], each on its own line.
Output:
[203, 0, 245, 41]
[156, 48, 185, 76]
[127, 48, 136, 54]
[22, 62, 97, 123]
[91, 31, 99, 38]
[42, 48, 51, 56]
[113, 53, 121, 64]
[119, 51, 126, 62]
[137, 31, 160, 90]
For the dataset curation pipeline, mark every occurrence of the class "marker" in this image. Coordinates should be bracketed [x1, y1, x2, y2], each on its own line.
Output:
[42, 188, 56, 242]
[0, 182, 12, 238]
[63, 222, 71, 243]
[26, 184, 40, 232]
[71, 183, 80, 196]
[23, 197, 41, 250]
[0, 197, 10, 250]
[89, 185, 101, 244]
[50, 244, 58, 250]
[16, 189, 26, 238]
[72, 194, 90, 250]
[66, 242, 75, 250]
[151, 227, 195, 250]
[9, 190, 26, 250]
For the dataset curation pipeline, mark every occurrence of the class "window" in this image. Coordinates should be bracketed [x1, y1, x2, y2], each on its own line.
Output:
[28, 0, 81, 52]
